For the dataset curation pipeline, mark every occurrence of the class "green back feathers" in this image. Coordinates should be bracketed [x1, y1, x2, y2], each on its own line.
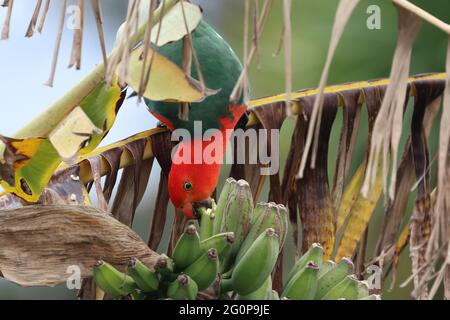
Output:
[144, 21, 244, 134]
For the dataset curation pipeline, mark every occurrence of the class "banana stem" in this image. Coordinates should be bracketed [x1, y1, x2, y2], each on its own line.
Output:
[72, 72, 447, 184]
[0, 0, 180, 158]
[220, 277, 233, 293]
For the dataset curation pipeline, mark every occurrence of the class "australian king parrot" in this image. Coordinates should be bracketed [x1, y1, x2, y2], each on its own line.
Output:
[144, 21, 247, 219]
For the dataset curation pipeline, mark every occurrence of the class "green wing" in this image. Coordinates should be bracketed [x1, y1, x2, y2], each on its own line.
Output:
[144, 21, 244, 134]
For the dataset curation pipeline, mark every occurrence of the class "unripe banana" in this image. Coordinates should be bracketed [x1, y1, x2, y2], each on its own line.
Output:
[198, 205, 215, 240]
[184, 248, 219, 291]
[220, 277, 233, 293]
[237, 276, 272, 300]
[167, 274, 198, 300]
[231, 228, 280, 295]
[249, 200, 268, 223]
[200, 232, 235, 258]
[318, 260, 336, 278]
[155, 254, 175, 280]
[357, 280, 370, 299]
[127, 257, 159, 293]
[173, 224, 202, 271]
[93, 260, 138, 299]
[220, 180, 254, 258]
[359, 294, 381, 300]
[236, 202, 288, 263]
[321, 275, 359, 300]
[315, 257, 354, 299]
[213, 177, 238, 234]
[282, 262, 320, 300]
[284, 243, 323, 285]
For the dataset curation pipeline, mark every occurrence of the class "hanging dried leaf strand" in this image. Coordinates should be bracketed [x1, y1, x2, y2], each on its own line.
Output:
[44, 0, 68, 87]
[297, 0, 360, 179]
[1, 0, 13, 40]
[434, 36, 450, 300]
[37, 0, 50, 33]
[90, 0, 108, 69]
[362, 5, 422, 199]
[282, 0, 292, 116]
[25, 0, 42, 37]
[230, 0, 273, 103]
[137, 0, 158, 99]
[68, 0, 85, 70]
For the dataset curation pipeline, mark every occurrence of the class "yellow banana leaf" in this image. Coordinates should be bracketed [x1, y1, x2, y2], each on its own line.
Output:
[125, 46, 217, 102]
[335, 159, 383, 261]
[0, 80, 125, 202]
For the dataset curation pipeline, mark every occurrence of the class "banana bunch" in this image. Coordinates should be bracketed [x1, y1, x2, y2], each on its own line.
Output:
[212, 178, 288, 298]
[280, 243, 381, 300]
[92, 178, 381, 300]
[92, 221, 230, 300]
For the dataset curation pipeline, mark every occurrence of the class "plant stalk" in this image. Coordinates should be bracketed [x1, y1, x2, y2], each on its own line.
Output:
[73, 72, 447, 184]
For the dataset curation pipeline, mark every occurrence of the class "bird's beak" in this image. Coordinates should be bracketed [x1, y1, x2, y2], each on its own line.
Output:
[176, 198, 214, 220]
[176, 202, 195, 219]
[192, 198, 213, 212]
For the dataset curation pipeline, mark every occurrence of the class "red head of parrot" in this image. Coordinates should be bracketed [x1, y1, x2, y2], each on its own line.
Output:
[168, 104, 246, 219]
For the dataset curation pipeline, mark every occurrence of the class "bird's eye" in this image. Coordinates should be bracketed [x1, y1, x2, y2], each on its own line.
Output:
[183, 181, 193, 191]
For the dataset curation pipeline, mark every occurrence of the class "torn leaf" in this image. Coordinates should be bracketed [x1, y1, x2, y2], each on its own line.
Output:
[125, 46, 218, 102]
[0, 80, 125, 203]
[151, 1, 202, 47]
[49, 106, 102, 163]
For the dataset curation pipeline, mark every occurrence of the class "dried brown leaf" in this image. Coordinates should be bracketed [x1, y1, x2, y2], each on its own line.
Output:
[0, 205, 158, 287]
[362, 5, 422, 199]
[1, 0, 13, 40]
[298, 0, 360, 178]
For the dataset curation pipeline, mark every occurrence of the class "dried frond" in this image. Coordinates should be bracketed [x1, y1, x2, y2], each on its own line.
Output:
[0, 205, 158, 287]
[68, 0, 85, 70]
[230, 0, 273, 103]
[0, 0, 13, 40]
[44, 0, 67, 87]
[362, 5, 422, 200]
[297, 0, 360, 179]
[37, 0, 50, 33]
[25, 0, 43, 37]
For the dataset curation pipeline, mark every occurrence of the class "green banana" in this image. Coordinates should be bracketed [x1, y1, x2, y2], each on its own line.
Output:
[237, 276, 272, 300]
[213, 177, 238, 234]
[220, 277, 233, 293]
[184, 248, 220, 291]
[200, 232, 235, 258]
[220, 180, 254, 258]
[284, 243, 324, 286]
[315, 257, 354, 299]
[198, 205, 215, 240]
[359, 294, 381, 300]
[93, 260, 138, 299]
[282, 262, 320, 300]
[231, 228, 280, 295]
[173, 224, 202, 271]
[249, 200, 267, 223]
[357, 280, 370, 299]
[127, 257, 159, 293]
[318, 260, 336, 278]
[236, 202, 288, 263]
[155, 254, 175, 280]
[321, 275, 359, 300]
[167, 274, 198, 300]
